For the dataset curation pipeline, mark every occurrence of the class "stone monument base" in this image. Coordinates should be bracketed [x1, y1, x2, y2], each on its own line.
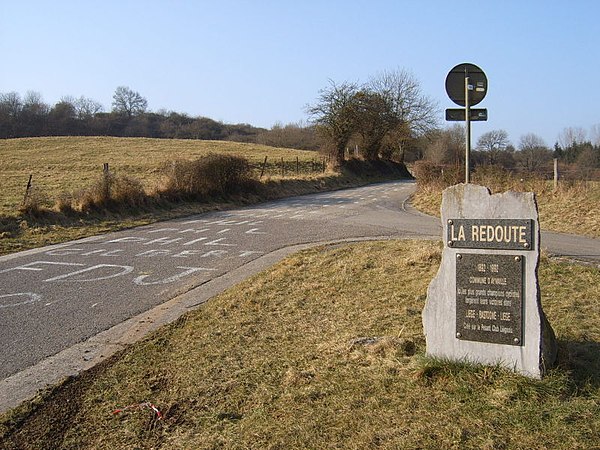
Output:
[422, 184, 557, 378]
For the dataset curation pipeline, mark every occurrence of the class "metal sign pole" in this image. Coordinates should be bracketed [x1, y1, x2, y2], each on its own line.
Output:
[464, 75, 471, 184]
[445, 63, 487, 184]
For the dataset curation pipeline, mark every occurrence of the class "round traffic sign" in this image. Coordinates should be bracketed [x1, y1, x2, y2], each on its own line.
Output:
[445, 63, 487, 107]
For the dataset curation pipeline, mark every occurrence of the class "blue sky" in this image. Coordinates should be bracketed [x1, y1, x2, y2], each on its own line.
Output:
[1, 1, 598, 147]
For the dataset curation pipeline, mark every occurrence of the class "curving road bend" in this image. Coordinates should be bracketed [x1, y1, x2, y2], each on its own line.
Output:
[0, 180, 598, 412]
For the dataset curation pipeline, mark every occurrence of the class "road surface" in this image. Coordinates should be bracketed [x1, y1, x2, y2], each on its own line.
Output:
[1, 180, 598, 412]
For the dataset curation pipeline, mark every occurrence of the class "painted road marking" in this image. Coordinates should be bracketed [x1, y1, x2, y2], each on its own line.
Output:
[0, 293, 42, 309]
[0, 261, 84, 274]
[133, 266, 214, 286]
[44, 264, 135, 282]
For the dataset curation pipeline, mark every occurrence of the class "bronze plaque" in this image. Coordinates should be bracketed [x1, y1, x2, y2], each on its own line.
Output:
[448, 219, 534, 250]
[456, 253, 523, 346]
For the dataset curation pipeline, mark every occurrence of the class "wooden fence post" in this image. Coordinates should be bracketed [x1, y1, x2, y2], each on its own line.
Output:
[260, 156, 268, 179]
[553, 158, 559, 191]
[22, 174, 33, 205]
[281, 157, 285, 177]
[102, 163, 110, 200]
[296, 156, 299, 175]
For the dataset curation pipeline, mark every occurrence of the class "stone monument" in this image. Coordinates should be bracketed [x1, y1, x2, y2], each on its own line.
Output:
[423, 184, 557, 378]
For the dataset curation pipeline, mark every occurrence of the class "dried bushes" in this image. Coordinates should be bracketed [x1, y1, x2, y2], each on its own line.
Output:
[341, 158, 414, 179]
[73, 173, 148, 212]
[17, 154, 258, 218]
[410, 160, 463, 187]
[19, 185, 51, 217]
[159, 153, 257, 199]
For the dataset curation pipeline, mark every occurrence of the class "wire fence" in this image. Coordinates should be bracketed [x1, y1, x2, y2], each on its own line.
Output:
[249, 156, 330, 179]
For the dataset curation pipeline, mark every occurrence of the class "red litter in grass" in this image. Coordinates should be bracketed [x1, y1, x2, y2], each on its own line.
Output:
[113, 402, 163, 420]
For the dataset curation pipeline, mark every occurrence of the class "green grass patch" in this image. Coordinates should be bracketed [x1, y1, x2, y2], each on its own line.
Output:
[2, 240, 599, 449]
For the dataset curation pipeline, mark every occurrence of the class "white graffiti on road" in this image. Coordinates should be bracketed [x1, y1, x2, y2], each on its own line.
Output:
[134, 266, 214, 285]
[0, 292, 42, 309]
[0, 260, 214, 285]
[44, 264, 135, 282]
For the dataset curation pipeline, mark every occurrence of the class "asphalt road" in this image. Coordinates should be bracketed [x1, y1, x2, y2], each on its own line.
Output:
[1, 180, 599, 412]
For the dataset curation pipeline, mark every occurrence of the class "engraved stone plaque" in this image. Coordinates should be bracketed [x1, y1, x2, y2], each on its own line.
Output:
[455, 253, 523, 345]
[447, 219, 534, 250]
[424, 184, 557, 378]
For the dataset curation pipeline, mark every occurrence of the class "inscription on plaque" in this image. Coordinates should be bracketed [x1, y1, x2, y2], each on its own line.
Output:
[456, 253, 523, 345]
[448, 219, 534, 250]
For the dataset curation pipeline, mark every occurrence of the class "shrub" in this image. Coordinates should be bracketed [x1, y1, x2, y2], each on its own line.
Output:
[19, 185, 50, 217]
[74, 172, 147, 212]
[110, 175, 147, 206]
[55, 192, 76, 215]
[0, 216, 20, 238]
[341, 158, 414, 179]
[411, 160, 464, 187]
[160, 153, 256, 199]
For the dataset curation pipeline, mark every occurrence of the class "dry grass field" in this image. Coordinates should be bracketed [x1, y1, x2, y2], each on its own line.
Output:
[2, 240, 598, 449]
[0, 136, 321, 215]
[1, 137, 370, 255]
[410, 168, 600, 238]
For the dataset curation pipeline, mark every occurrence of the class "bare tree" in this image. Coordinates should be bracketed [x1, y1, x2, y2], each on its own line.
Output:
[22, 91, 49, 115]
[575, 146, 599, 179]
[476, 129, 510, 164]
[308, 71, 438, 165]
[0, 91, 22, 117]
[48, 98, 77, 134]
[589, 123, 600, 146]
[20, 91, 49, 135]
[75, 96, 103, 119]
[112, 86, 148, 117]
[369, 69, 439, 136]
[557, 126, 587, 149]
[369, 69, 439, 160]
[425, 125, 464, 165]
[517, 133, 551, 172]
[307, 80, 358, 167]
[51, 98, 77, 119]
[0, 92, 22, 137]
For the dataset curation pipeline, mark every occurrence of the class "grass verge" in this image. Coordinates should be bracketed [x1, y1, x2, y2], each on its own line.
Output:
[409, 165, 600, 238]
[1, 240, 599, 449]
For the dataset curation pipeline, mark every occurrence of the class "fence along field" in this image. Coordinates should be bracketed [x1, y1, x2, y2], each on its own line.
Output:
[410, 161, 600, 238]
[4, 136, 407, 255]
[1, 136, 328, 216]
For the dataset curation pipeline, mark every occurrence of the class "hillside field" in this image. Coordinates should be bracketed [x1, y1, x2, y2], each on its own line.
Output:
[0, 136, 321, 216]
[2, 137, 371, 255]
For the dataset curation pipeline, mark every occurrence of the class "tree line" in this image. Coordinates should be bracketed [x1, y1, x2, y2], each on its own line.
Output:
[0, 87, 319, 149]
[423, 124, 600, 179]
[2, 81, 598, 179]
[307, 69, 599, 178]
